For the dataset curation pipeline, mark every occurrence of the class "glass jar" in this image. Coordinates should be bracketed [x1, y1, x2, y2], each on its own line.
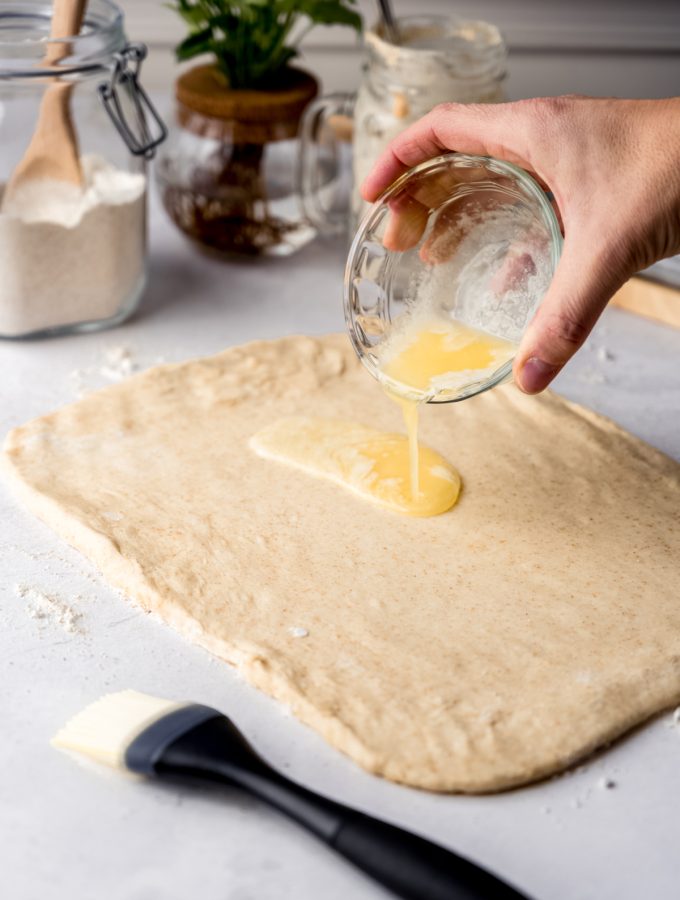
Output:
[0, 0, 165, 339]
[156, 65, 320, 257]
[299, 15, 507, 237]
[352, 16, 507, 226]
[345, 153, 562, 403]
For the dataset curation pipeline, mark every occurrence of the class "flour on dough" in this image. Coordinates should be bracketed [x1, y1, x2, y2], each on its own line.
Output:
[3, 335, 680, 792]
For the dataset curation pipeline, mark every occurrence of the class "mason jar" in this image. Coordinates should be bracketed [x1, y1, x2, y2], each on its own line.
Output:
[352, 17, 507, 225]
[299, 15, 507, 237]
[0, 0, 166, 339]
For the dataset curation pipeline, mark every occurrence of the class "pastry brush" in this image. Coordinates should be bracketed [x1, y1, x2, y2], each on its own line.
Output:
[53, 690, 530, 900]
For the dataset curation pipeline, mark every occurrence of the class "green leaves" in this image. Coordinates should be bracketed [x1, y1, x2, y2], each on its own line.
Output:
[277, 0, 361, 29]
[170, 0, 362, 89]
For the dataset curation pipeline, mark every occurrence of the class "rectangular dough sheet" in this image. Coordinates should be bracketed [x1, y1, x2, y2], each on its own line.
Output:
[3, 335, 680, 792]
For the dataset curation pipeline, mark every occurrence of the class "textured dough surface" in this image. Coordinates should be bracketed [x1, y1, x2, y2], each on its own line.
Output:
[3, 334, 680, 792]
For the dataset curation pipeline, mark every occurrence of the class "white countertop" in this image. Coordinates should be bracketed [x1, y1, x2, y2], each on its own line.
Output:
[2, 189, 680, 900]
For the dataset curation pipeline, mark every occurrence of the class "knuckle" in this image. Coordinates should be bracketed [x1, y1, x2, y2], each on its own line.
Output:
[540, 308, 589, 351]
[431, 101, 462, 119]
[516, 96, 575, 147]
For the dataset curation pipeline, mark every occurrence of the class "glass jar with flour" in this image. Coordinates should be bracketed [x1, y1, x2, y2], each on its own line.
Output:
[0, 0, 166, 339]
[299, 15, 507, 236]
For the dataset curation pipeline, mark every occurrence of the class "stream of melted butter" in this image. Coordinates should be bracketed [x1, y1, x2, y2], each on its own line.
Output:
[381, 318, 516, 501]
[251, 320, 515, 517]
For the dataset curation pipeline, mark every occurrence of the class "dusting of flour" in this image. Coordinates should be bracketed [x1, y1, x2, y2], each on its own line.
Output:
[69, 345, 167, 398]
[15, 583, 84, 635]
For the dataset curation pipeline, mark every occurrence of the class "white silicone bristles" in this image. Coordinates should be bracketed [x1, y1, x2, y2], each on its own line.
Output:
[52, 690, 188, 769]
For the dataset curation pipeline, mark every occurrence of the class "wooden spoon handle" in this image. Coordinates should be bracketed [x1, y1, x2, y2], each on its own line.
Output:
[45, 0, 89, 66]
[3, 0, 90, 196]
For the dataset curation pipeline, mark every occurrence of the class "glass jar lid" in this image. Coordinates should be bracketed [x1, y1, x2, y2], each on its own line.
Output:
[0, 0, 125, 76]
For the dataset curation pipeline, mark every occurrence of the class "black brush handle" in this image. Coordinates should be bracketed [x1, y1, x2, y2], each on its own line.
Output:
[332, 810, 527, 900]
[141, 713, 531, 900]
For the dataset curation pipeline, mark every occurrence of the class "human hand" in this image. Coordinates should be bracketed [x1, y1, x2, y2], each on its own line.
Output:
[361, 96, 680, 393]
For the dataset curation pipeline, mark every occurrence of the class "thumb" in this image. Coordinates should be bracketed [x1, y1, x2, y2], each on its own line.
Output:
[513, 235, 627, 394]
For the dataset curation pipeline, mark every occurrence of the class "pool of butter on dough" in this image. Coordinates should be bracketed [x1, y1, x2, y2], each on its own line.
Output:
[252, 316, 516, 516]
[251, 417, 461, 517]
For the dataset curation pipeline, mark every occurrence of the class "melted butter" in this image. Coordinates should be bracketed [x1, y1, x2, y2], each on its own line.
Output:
[250, 417, 461, 517]
[380, 318, 517, 394]
[379, 318, 516, 497]
[251, 321, 513, 517]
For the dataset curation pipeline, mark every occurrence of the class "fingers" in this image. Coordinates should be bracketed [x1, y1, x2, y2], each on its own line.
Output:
[382, 194, 430, 251]
[513, 234, 627, 393]
[381, 164, 522, 258]
[419, 190, 506, 264]
[361, 101, 537, 202]
[381, 168, 489, 253]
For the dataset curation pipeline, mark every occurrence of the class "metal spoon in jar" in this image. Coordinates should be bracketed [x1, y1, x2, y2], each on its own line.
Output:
[377, 0, 400, 45]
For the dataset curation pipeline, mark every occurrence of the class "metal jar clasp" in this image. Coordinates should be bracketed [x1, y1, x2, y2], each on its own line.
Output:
[98, 43, 167, 159]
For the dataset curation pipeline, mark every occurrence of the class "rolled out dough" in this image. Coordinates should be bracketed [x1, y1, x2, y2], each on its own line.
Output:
[4, 335, 680, 792]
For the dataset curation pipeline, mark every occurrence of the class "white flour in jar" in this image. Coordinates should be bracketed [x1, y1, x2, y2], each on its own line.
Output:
[0, 154, 146, 337]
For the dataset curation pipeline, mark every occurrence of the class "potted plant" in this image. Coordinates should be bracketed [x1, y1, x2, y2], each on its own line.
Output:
[157, 0, 361, 257]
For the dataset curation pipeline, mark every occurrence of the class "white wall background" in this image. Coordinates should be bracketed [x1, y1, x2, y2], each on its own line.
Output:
[120, 0, 680, 99]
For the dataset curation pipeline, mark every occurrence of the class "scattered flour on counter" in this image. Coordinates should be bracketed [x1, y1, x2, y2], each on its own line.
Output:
[15, 583, 84, 635]
[68, 368, 87, 398]
[596, 346, 616, 363]
[597, 777, 617, 790]
[578, 340, 616, 386]
[101, 346, 139, 381]
[68, 346, 166, 397]
[6, 542, 103, 586]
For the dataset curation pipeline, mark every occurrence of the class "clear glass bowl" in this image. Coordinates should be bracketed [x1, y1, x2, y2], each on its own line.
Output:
[344, 152, 562, 402]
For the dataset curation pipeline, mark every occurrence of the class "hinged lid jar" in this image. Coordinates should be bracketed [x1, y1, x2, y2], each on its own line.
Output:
[0, 0, 166, 339]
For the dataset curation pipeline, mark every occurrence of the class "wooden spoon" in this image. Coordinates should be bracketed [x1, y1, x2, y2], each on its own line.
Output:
[3, 0, 88, 205]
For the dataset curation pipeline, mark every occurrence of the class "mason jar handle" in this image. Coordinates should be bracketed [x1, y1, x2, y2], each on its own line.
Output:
[297, 92, 355, 236]
[98, 43, 168, 159]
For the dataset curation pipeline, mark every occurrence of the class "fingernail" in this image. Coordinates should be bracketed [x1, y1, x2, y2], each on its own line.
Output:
[359, 177, 373, 201]
[518, 358, 560, 394]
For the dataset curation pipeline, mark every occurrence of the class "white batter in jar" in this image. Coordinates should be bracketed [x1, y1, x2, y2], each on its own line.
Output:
[351, 16, 507, 226]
